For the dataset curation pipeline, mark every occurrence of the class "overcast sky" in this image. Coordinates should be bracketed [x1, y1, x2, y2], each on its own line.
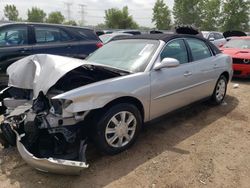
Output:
[0, 0, 174, 27]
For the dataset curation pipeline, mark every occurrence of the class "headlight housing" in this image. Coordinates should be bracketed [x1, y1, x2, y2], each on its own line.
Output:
[50, 99, 72, 115]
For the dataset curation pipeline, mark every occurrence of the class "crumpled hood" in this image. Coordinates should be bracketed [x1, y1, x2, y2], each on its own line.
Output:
[7, 54, 85, 98]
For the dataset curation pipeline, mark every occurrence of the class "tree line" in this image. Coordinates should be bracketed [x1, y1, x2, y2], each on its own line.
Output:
[3, 5, 77, 26]
[153, 0, 249, 31]
[3, 0, 250, 31]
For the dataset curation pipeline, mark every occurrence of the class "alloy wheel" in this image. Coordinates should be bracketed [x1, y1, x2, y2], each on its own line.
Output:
[216, 79, 226, 102]
[105, 111, 137, 148]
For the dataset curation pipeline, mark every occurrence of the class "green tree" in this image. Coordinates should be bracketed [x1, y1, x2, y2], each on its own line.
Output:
[64, 20, 77, 26]
[96, 23, 107, 29]
[4, 4, 19, 21]
[220, 0, 249, 31]
[105, 6, 138, 29]
[47, 11, 64, 24]
[200, 0, 221, 30]
[152, 0, 172, 30]
[27, 7, 46, 23]
[173, 0, 203, 27]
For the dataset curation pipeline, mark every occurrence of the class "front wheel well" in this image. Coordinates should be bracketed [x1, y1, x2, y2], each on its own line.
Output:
[101, 97, 145, 122]
[220, 71, 230, 82]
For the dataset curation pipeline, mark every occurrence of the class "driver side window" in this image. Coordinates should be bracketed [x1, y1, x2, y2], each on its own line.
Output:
[0, 26, 28, 47]
[160, 39, 188, 64]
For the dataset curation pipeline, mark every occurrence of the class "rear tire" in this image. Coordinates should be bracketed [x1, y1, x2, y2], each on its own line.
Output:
[211, 75, 228, 105]
[93, 103, 142, 155]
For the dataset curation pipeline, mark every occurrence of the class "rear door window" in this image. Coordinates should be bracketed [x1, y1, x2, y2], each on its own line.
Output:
[186, 38, 212, 61]
[34, 26, 72, 43]
[0, 26, 28, 47]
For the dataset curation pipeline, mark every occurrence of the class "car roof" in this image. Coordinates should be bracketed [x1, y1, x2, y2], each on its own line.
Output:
[0, 22, 93, 31]
[112, 33, 205, 42]
[223, 30, 247, 38]
[112, 33, 222, 55]
[103, 32, 132, 36]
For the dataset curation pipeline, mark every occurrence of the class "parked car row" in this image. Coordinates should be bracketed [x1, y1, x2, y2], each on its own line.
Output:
[1, 22, 248, 89]
[0, 22, 102, 88]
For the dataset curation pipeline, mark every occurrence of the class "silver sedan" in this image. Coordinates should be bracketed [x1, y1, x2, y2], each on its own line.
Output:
[0, 34, 233, 174]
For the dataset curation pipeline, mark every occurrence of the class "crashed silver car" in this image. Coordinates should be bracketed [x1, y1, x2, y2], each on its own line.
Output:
[0, 34, 233, 174]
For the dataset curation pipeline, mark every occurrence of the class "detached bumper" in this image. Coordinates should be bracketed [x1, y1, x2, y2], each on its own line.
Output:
[14, 130, 89, 175]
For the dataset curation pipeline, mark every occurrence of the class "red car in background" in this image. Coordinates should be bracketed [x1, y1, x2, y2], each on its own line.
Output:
[220, 37, 250, 78]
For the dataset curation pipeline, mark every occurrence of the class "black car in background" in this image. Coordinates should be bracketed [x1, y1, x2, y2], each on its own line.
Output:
[0, 22, 102, 87]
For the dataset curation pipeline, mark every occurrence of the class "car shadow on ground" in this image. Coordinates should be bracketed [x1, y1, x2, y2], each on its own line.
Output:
[232, 77, 250, 83]
[1, 95, 239, 188]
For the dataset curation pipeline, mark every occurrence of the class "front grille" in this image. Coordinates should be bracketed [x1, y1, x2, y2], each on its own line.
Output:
[233, 70, 242, 75]
[233, 58, 250, 64]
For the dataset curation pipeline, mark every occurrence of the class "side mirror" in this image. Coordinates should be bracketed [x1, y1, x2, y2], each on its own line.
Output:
[209, 37, 215, 42]
[154, 58, 180, 71]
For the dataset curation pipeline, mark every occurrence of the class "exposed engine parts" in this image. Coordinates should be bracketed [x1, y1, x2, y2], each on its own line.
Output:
[0, 86, 92, 174]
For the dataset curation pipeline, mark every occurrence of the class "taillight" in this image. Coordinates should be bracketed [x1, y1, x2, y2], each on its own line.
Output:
[96, 42, 103, 48]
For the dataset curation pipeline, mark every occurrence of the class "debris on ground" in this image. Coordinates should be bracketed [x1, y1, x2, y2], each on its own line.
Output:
[233, 84, 239, 89]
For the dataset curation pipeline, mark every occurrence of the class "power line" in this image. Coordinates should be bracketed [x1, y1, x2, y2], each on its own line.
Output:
[64, 2, 73, 21]
[79, 4, 86, 26]
[84, 8, 152, 11]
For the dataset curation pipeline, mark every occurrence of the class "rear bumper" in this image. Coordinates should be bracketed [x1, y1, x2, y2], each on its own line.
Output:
[233, 64, 250, 78]
[14, 130, 89, 175]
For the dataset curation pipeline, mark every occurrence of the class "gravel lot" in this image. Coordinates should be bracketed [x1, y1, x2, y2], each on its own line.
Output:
[0, 79, 250, 188]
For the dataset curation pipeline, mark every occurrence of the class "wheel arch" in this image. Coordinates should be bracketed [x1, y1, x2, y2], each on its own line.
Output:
[220, 71, 230, 82]
[102, 96, 145, 122]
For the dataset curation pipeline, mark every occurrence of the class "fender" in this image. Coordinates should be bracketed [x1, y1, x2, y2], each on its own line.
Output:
[53, 72, 151, 121]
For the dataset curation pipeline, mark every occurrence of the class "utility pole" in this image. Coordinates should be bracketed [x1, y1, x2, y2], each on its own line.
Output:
[64, 2, 73, 21]
[78, 4, 86, 26]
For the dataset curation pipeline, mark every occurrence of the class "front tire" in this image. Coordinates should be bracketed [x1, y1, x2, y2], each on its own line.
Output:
[93, 103, 142, 155]
[211, 75, 228, 105]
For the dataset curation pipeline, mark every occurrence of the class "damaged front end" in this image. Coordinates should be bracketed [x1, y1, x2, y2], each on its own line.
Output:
[0, 92, 90, 175]
[0, 54, 125, 174]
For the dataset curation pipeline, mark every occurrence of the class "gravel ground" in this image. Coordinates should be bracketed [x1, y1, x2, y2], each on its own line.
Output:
[0, 79, 250, 188]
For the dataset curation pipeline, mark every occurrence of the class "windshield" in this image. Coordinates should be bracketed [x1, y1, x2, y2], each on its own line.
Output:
[87, 39, 159, 73]
[223, 39, 250, 49]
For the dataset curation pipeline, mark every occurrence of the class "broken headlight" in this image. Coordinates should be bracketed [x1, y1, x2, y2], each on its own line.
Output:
[33, 92, 50, 113]
[50, 99, 72, 115]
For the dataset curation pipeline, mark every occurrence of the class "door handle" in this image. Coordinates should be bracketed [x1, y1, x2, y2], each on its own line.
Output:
[184, 71, 192, 77]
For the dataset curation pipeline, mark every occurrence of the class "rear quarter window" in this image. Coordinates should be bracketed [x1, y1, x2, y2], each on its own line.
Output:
[72, 28, 99, 40]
